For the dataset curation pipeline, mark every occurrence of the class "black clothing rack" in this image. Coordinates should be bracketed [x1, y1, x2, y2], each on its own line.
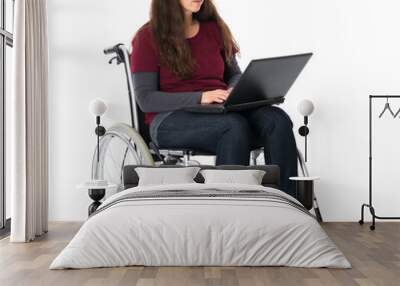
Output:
[359, 95, 400, 230]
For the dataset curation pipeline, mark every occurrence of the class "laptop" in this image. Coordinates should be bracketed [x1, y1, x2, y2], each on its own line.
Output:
[184, 53, 313, 113]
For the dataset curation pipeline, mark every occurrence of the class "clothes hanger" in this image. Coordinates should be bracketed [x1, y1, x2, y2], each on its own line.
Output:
[393, 104, 400, 118]
[379, 97, 395, 118]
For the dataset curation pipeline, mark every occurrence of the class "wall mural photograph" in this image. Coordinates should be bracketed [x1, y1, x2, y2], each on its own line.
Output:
[1, 1, 400, 285]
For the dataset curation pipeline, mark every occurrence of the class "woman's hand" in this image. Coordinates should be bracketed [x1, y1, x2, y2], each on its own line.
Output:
[201, 89, 230, 104]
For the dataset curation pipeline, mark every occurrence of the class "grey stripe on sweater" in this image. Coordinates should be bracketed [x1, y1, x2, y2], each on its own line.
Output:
[224, 56, 242, 88]
[131, 56, 242, 113]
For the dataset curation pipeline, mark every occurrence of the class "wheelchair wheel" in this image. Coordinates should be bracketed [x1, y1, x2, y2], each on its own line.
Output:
[91, 123, 154, 192]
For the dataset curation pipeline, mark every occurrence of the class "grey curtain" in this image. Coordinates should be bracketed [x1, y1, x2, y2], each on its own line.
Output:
[9, 0, 48, 242]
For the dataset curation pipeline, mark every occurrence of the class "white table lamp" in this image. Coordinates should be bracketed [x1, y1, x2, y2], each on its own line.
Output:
[89, 98, 107, 166]
[298, 99, 315, 162]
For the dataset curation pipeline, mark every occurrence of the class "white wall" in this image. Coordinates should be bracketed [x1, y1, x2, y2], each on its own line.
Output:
[48, 0, 400, 221]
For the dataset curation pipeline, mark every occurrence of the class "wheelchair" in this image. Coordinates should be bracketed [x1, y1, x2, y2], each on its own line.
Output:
[92, 43, 318, 218]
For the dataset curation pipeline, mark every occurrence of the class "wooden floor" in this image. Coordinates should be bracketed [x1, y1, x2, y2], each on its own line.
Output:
[0, 222, 399, 286]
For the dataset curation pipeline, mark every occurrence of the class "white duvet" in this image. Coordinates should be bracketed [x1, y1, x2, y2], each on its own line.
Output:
[50, 183, 351, 269]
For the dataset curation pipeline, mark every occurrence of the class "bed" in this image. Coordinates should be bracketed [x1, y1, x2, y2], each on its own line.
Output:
[50, 165, 350, 269]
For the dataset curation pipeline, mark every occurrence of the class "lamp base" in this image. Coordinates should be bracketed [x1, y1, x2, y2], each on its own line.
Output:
[298, 126, 309, 137]
[95, 125, 106, 136]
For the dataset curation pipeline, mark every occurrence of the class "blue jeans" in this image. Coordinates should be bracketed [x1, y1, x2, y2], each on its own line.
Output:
[151, 106, 298, 197]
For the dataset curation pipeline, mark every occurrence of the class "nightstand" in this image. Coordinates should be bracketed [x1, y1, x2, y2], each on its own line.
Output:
[289, 176, 322, 222]
[77, 183, 117, 216]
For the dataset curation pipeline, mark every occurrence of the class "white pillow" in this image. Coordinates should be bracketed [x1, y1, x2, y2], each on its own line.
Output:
[136, 167, 201, 186]
[200, 169, 266, 185]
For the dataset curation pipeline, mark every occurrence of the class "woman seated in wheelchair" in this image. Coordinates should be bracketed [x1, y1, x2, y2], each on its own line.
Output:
[131, 0, 298, 197]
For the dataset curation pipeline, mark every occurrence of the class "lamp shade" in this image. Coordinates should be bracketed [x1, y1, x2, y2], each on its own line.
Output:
[89, 98, 107, 117]
[298, 99, 315, 116]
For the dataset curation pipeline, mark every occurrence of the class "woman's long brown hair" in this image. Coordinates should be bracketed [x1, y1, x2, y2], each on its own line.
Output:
[149, 0, 239, 79]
